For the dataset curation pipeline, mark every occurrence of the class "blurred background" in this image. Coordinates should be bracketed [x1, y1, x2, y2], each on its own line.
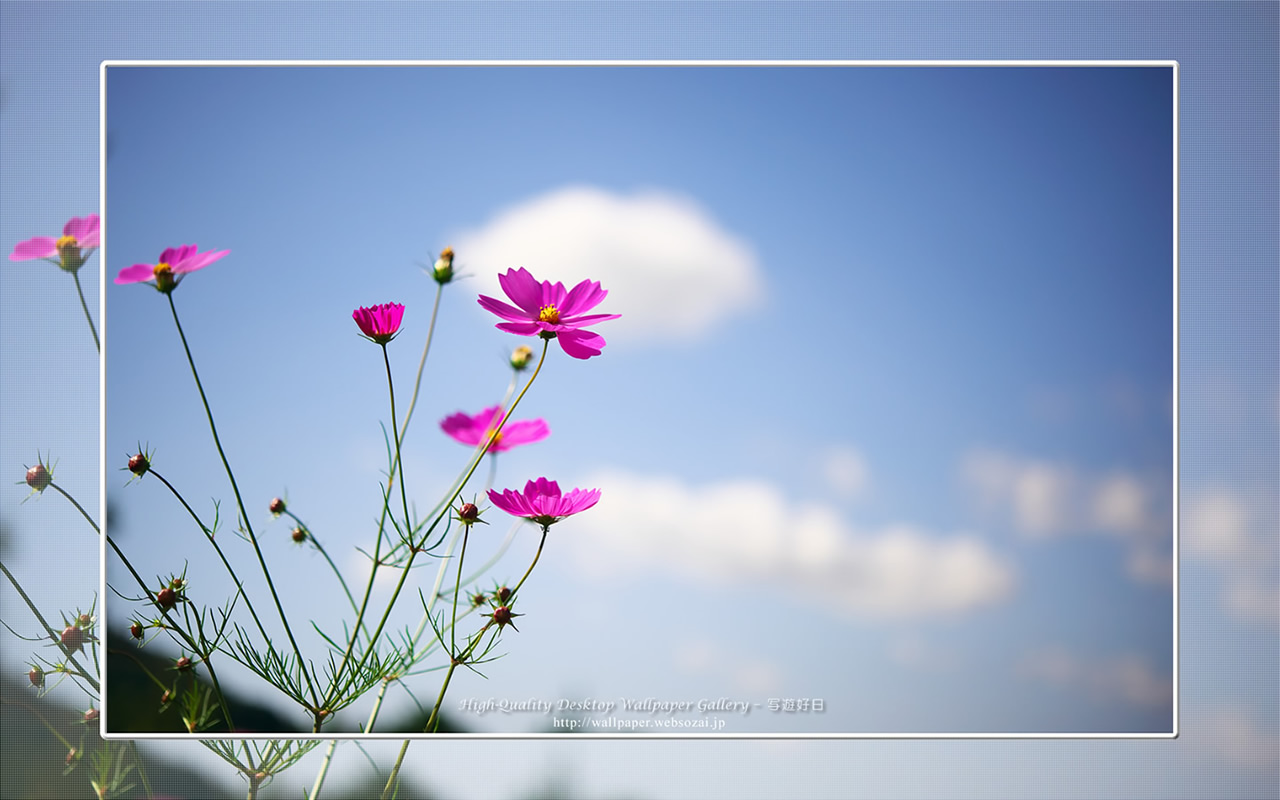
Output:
[2, 2, 1276, 798]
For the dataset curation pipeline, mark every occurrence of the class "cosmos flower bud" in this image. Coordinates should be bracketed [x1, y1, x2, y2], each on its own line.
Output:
[433, 246, 455, 284]
[83, 708, 99, 723]
[471, 592, 488, 608]
[175, 656, 192, 671]
[60, 625, 85, 655]
[490, 605, 522, 632]
[291, 527, 307, 543]
[128, 452, 150, 476]
[77, 613, 92, 627]
[28, 667, 44, 688]
[130, 622, 144, 640]
[25, 464, 50, 492]
[156, 587, 177, 611]
[269, 497, 286, 515]
[510, 345, 534, 370]
[496, 586, 512, 604]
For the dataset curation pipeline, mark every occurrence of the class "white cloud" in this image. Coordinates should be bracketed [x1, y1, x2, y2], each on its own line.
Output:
[565, 469, 1016, 620]
[1182, 489, 1279, 626]
[1182, 489, 1250, 562]
[450, 185, 765, 345]
[1189, 707, 1280, 769]
[1017, 646, 1173, 709]
[821, 446, 870, 500]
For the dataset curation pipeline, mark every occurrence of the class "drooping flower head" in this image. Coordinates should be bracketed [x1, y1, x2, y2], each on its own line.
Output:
[115, 244, 230, 293]
[478, 268, 620, 359]
[440, 405, 550, 454]
[487, 477, 601, 528]
[352, 302, 404, 344]
[10, 214, 100, 272]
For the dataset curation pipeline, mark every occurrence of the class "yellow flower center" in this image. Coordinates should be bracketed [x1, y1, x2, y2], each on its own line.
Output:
[56, 235, 79, 251]
[153, 262, 172, 278]
[538, 305, 560, 324]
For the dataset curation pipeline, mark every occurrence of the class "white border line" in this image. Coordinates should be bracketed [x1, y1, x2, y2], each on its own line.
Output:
[98, 59, 1180, 741]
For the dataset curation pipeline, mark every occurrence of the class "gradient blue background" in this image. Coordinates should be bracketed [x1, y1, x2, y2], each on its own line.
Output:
[2, 2, 1276, 798]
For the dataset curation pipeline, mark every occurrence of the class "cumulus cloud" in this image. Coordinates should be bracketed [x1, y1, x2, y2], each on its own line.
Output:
[1182, 488, 1279, 626]
[565, 469, 1016, 620]
[1017, 646, 1173, 709]
[450, 185, 764, 345]
[961, 449, 1173, 585]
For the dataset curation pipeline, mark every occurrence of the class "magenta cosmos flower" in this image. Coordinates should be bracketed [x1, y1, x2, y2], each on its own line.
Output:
[10, 214, 100, 272]
[115, 244, 230, 293]
[488, 478, 601, 528]
[440, 405, 550, 454]
[352, 302, 405, 344]
[477, 268, 620, 360]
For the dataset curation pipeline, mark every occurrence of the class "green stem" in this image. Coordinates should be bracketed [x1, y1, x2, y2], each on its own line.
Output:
[48, 482, 99, 534]
[509, 526, 550, 598]
[71, 270, 100, 352]
[326, 341, 550, 710]
[379, 740, 411, 800]
[398, 282, 444, 441]
[166, 292, 318, 710]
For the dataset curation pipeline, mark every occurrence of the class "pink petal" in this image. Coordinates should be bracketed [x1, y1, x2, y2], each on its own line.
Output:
[559, 279, 606, 316]
[173, 248, 230, 274]
[497, 268, 544, 315]
[478, 293, 535, 323]
[556, 329, 606, 359]
[498, 419, 550, 448]
[564, 488, 601, 515]
[495, 321, 543, 336]
[559, 312, 622, 328]
[115, 263, 158, 284]
[539, 278, 567, 310]
[65, 215, 100, 247]
[9, 236, 58, 261]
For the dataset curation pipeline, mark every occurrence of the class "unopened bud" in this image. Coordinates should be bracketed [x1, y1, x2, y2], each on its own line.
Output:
[490, 605, 521, 631]
[60, 625, 85, 654]
[471, 592, 488, 607]
[128, 452, 149, 476]
[433, 247, 455, 284]
[66, 747, 77, 766]
[496, 586, 512, 604]
[510, 345, 534, 371]
[83, 708, 99, 723]
[175, 656, 192, 671]
[28, 667, 44, 688]
[77, 613, 92, 627]
[130, 622, 143, 640]
[156, 587, 177, 611]
[291, 527, 307, 543]
[160, 689, 172, 704]
[25, 464, 50, 492]
[269, 497, 286, 515]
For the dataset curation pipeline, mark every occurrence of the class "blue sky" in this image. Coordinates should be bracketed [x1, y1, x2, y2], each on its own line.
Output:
[101, 64, 1174, 735]
[1, 2, 1276, 798]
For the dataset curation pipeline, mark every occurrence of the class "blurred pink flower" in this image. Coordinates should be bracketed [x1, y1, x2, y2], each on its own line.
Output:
[115, 244, 229, 293]
[477, 267, 620, 359]
[488, 477, 600, 527]
[10, 214, 100, 272]
[352, 302, 404, 344]
[440, 405, 550, 453]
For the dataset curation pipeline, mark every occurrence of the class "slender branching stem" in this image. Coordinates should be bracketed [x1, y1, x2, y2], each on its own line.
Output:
[166, 292, 318, 710]
[0, 559, 99, 692]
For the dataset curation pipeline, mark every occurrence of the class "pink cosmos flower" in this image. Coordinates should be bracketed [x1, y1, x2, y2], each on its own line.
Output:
[10, 214, 100, 272]
[477, 268, 620, 360]
[487, 477, 601, 527]
[352, 302, 405, 344]
[115, 244, 230, 293]
[440, 405, 550, 454]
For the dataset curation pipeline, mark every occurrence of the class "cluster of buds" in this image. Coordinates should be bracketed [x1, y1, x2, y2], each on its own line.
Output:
[432, 246, 455, 284]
